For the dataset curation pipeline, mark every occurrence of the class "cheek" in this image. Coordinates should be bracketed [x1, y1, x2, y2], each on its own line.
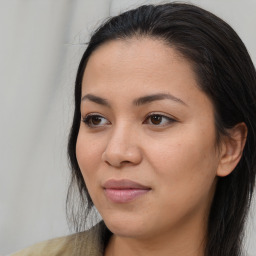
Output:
[146, 125, 218, 201]
[76, 128, 105, 181]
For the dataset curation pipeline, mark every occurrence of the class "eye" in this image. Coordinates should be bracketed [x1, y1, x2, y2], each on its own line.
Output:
[82, 114, 110, 128]
[144, 113, 176, 126]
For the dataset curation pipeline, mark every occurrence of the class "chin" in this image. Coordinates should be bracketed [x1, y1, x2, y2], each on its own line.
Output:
[103, 214, 148, 238]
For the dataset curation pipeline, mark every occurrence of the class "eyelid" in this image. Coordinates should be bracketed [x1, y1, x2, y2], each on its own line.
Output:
[82, 113, 110, 128]
[145, 111, 177, 119]
[143, 112, 177, 126]
[81, 112, 178, 128]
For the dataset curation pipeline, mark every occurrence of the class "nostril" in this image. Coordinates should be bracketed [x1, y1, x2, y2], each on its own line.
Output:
[101, 145, 142, 167]
[121, 161, 131, 164]
[119, 160, 135, 168]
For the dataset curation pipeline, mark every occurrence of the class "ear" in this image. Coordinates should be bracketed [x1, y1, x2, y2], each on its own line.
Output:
[217, 122, 248, 177]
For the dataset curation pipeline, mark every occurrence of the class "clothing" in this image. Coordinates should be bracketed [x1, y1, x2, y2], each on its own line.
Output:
[10, 221, 111, 256]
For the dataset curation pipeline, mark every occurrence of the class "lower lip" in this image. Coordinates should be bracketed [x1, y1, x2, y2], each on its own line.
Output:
[104, 188, 150, 203]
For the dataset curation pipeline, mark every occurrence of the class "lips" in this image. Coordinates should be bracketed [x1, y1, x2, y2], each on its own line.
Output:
[103, 179, 151, 203]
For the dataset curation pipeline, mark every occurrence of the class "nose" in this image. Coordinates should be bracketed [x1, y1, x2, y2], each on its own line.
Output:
[102, 125, 142, 168]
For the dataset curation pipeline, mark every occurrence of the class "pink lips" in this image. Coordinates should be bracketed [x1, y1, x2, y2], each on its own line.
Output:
[103, 179, 151, 203]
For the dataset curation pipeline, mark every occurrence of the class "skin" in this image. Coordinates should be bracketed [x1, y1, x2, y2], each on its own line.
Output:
[76, 38, 247, 256]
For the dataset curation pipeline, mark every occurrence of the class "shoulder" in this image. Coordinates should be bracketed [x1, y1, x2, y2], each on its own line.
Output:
[10, 233, 79, 256]
[10, 221, 109, 256]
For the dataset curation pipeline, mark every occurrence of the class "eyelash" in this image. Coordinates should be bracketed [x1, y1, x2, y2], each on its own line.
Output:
[82, 113, 176, 128]
[82, 114, 110, 128]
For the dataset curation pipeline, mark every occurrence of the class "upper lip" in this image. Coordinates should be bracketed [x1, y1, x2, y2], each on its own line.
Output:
[103, 179, 151, 190]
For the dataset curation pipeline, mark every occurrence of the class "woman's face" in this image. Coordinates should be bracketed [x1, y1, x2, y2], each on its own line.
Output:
[76, 38, 221, 239]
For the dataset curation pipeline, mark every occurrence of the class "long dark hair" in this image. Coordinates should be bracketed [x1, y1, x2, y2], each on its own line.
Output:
[67, 3, 256, 256]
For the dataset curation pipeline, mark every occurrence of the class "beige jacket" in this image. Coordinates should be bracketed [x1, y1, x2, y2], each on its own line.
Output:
[10, 222, 110, 256]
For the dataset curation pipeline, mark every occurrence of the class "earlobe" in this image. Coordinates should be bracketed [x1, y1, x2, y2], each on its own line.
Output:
[217, 122, 248, 177]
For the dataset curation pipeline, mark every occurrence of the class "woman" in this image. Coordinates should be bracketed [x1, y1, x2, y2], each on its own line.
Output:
[12, 2, 256, 256]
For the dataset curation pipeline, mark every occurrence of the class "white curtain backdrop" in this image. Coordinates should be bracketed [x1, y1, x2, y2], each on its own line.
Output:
[1, 0, 255, 255]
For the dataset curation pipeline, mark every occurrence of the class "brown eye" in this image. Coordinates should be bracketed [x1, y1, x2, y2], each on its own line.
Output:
[91, 116, 102, 125]
[150, 115, 162, 125]
[82, 114, 109, 128]
[144, 113, 176, 126]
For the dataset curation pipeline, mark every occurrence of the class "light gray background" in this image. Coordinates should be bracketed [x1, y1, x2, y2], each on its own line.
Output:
[1, 0, 256, 255]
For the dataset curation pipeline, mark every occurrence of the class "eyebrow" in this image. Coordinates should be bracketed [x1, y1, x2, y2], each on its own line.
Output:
[81, 93, 187, 107]
[81, 94, 110, 107]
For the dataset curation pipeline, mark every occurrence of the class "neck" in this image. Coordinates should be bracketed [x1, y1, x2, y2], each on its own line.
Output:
[104, 215, 207, 256]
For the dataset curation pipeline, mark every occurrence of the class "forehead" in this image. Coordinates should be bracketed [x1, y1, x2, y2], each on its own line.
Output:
[84, 38, 191, 77]
[87, 37, 181, 70]
[81, 37, 210, 111]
